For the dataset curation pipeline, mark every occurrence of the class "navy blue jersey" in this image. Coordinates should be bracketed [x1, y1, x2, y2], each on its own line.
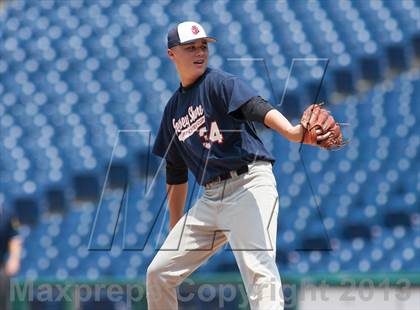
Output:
[153, 68, 275, 185]
[0, 208, 18, 267]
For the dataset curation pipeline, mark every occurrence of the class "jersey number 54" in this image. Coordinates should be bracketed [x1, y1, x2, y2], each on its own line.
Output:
[198, 121, 224, 149]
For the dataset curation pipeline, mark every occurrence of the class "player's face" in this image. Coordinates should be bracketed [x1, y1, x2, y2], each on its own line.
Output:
[168, 39, 209, 86]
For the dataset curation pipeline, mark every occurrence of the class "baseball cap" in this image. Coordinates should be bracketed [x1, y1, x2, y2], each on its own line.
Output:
[167, 21, 216, 49]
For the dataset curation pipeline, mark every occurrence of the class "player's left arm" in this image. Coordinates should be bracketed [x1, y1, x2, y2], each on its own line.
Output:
[234, 96, 329, 143]
[264, 109, 329, 143]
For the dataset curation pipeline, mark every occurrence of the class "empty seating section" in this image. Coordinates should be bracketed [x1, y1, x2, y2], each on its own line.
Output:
[0, 0, 418, 280]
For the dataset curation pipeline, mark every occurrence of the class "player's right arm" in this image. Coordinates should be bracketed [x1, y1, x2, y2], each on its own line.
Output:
[152, 106, 190, 229]
[166, 182, 188, 229]
[166, 159, 189, 229]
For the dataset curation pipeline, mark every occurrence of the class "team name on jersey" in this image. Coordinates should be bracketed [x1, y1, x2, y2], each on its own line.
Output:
[172, 104, 205, 142]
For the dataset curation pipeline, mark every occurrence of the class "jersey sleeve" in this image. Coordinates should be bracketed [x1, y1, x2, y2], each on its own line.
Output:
[7, 218, 18, 240]
[5, 210, 18, 240]
[237, 96, 275, 123]
[220, 77, 258, 115]
[152, 111, 186, 169]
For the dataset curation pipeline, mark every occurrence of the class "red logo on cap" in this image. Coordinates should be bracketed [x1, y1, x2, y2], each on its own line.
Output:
[191, 25, 200, 35]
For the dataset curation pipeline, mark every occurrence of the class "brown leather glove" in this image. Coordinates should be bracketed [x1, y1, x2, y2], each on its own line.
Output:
[300, 103, 345, 150]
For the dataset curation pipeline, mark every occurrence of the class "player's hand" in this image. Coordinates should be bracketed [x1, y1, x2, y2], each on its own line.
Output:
[315, 128, 331, 142]
[5, 257, 20, 276]
[301, 104, 347, 149]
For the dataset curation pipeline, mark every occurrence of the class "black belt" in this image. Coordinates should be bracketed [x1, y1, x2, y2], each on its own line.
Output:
[205, 165, 249, 186]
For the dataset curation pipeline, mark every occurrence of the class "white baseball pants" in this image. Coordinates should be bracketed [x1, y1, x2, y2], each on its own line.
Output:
[146, 161, 284, 309]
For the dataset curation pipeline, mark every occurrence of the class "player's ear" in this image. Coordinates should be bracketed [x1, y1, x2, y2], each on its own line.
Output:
[167, 48, 175, 61]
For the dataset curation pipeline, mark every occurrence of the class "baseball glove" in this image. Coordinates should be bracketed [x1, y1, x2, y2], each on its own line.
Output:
[300, 103, 346, 150]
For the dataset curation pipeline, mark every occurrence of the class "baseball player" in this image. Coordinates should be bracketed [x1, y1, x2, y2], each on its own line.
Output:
[146, 21, 341, 310]
[0, 206, 22, 310]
